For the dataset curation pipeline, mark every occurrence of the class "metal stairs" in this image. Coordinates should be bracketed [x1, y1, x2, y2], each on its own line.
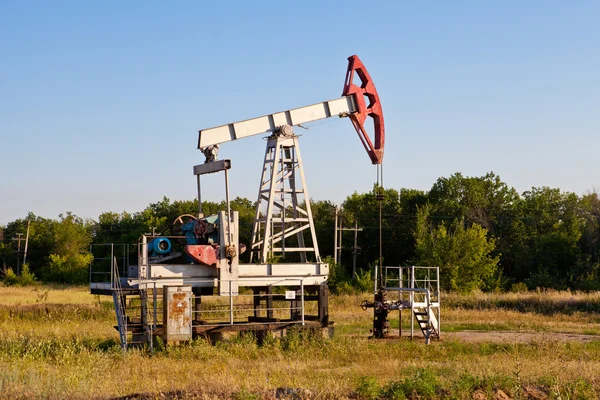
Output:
[111, 257, 152, 352]
[413, 307, 440, 343]
[112, 289, 128, 351]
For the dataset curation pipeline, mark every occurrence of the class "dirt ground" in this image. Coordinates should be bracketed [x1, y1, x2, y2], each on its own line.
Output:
[381, 329, 600, 344]
[443, 330, 599, 343]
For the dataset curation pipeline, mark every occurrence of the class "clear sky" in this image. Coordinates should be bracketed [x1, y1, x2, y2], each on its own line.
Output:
[1, 1, 599, 225]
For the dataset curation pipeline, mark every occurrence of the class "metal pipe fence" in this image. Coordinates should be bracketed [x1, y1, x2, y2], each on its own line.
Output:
[138, 278, 313, 330]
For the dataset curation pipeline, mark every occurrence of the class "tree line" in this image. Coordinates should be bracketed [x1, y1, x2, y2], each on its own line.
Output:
[2, 171, 600, 292]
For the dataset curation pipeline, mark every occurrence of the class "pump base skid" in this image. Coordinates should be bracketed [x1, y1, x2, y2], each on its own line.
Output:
[90, 262, 328, 295]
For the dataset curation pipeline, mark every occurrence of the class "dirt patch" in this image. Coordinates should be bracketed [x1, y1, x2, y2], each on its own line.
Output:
[364, 329, 600, 344]
[443, 330, 600, 344]
[522, 385, 549, 399]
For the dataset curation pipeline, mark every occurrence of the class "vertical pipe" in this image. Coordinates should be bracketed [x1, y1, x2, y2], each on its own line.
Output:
[437, 267, 441, 338]
[270, 219, 274, 261]
[153, 283, 157, 330]
[111, 244, 114, 290]
[436, 267, 440, 300]
[141, 236, 147, 280]
[373, 265, 378, 295]
[410, 265, 414, 340]
[281, 145, 285, 259]
[378, 192, 382, 292]
[399, 290, 402, 338]
[196, 174, 202, 218]
[300, 280, 305, 326]
[229, 281, 234, 325]
[225, 169, 232, 245]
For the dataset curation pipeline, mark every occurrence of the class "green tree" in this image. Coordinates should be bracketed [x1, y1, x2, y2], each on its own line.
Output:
[2, 213, 56, 277]
[414, 205, 499, 292]
[342, 185, 403, 270]
[577, 191, 600, 289]
[517, 187, 587, 289]
[428, 172, 519, 234]
[310, 199, 337, 259]
[43, 213, 93, 283]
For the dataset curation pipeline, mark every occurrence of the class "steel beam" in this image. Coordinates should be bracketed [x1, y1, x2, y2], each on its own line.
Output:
[193, 159, 231, 175]
[198, 96, 356, 148]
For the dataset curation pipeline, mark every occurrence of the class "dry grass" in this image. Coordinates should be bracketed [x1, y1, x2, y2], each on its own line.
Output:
[0, 284, 97, 305]
[0, 286, 599, 399]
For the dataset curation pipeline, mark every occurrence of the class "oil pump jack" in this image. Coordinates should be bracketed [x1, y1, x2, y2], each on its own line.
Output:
[90, 55, 386, 349]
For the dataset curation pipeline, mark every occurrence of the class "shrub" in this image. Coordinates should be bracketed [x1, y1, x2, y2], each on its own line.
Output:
[2, 267, 19, 286]
[43, 253, 93, 284]
[1, 264, 38, 286]
[565, 378, 597, 399]
[19, 264, 38, 286]
[356, 376, 381, 400]
[378, 368, 441, 400]
[323, 256, 349, 294]
[353, 268, 374, 293]
[510, 282, 529, 293]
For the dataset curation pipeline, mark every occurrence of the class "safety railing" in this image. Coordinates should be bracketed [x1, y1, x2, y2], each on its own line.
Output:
[382, 265, 441, 340]
[383, 266, 440, 303]
[139, 277, 314, 331]
[89, 243, 130, 287]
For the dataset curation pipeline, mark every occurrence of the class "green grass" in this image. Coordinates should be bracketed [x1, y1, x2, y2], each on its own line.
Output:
[1, 286, 600, 399]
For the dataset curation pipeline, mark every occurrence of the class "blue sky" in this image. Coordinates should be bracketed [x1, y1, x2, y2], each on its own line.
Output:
[1, 1, 599, 225]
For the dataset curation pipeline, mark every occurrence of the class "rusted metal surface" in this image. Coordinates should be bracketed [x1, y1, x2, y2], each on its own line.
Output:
[163, 286, 192, 342]
[184, 244, 219, 266]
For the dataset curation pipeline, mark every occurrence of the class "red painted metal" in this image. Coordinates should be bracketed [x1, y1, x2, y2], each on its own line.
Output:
[184, 245, 219, 266]
[342, 55, 385, 164]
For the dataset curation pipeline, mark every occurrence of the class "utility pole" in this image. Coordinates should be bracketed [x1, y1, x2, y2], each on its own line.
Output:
[23, 220, 31, 265]
[334, 208, 363, 276]
[338, 212, 343, 264]
[352, 220, 361, 277]
[12, 233, 25, 275]
[333, 207, 339, 264]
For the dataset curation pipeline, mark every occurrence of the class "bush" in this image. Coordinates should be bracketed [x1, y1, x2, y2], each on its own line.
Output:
[510, 282, 529, 293]
[385, 368, 440, 399]
[1, 264, 38, 287]
[43, 253, 93, 284]
[323, 256, 350, 294]
[2, 267, 19, 286]
[19, 264, 38, 286]
[356, 376, 381, 400]
[353, 268, 374, 293]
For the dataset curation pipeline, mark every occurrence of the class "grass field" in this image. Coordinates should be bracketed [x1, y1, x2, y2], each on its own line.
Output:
[1, 286, 599, 399]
